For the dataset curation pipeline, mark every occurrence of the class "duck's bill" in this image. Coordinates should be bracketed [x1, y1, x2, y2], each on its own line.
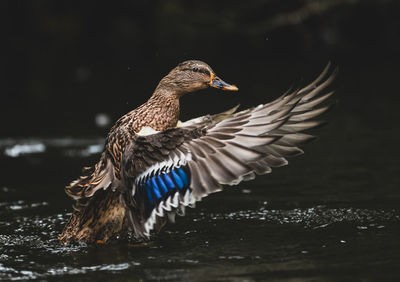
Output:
[209, 76, 239, 91]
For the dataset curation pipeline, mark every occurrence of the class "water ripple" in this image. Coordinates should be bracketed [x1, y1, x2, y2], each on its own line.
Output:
[0, 200, 49, 211]
[196, 206, 400, 229]
[0, 205, 399, 280]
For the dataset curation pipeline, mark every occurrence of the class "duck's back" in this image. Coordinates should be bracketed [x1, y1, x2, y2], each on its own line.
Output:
[105, 95, 180, 176]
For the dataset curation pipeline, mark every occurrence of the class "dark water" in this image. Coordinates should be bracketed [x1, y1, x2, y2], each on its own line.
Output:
[1, 121, 400, 281]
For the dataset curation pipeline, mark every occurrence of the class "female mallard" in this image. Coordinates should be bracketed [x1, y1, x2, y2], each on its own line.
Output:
[59, 60, 335, 245]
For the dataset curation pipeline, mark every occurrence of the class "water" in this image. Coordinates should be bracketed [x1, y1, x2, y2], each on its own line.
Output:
[1, 132, 400, 281]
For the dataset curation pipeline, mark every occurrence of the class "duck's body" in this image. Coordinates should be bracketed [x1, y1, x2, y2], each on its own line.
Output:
[59, 60, 335, 245]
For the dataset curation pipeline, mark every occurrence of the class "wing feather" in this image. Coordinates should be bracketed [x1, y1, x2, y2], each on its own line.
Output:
[120, 63, 336, 238]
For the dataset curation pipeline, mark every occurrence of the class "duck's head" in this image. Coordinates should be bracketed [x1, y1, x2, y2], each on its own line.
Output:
[155, 60, 238, 97]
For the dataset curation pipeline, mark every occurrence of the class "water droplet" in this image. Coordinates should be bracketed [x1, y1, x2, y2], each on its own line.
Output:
[95, 113, 111, 128]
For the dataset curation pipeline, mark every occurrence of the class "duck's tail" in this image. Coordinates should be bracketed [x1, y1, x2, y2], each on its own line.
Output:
[59, 153, 127, 245]
[59, 188, 127, 245]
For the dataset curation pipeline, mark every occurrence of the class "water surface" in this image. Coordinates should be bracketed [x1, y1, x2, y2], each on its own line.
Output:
[1, 133, 399, 281]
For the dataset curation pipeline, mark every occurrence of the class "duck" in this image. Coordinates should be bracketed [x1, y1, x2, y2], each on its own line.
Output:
[59, 60, 335, 245]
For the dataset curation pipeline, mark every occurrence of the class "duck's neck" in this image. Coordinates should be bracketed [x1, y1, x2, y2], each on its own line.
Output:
[153, 75, 185, 98]
[135, 87, 181, 132]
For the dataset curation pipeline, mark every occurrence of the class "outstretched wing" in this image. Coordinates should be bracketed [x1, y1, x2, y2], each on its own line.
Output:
[122, 64, 336, 238]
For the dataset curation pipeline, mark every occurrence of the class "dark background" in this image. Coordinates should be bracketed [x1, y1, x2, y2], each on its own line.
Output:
[3, 0, 399, 137]
[1, 1, 400, 280]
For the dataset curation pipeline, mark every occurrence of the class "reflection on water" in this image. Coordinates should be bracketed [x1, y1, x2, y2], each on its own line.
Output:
[1, 137, 400, 281]
[4, 143, 46, 158]
[1, 138, 104, 158]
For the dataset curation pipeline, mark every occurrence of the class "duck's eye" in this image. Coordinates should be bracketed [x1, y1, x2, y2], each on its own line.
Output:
[192, 67, 199, 72]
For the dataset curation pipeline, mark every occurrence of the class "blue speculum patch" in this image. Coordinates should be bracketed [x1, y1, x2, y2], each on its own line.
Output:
[171, 170, 184, 189]
[163, 173, 175, 189]
[139, 166, 191, 217]
[177, 167, 189, 186]
[157, 175, 169, 194]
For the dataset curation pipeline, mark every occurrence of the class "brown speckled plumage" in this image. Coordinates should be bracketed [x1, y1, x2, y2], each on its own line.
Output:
[59, 60, 335, 245]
